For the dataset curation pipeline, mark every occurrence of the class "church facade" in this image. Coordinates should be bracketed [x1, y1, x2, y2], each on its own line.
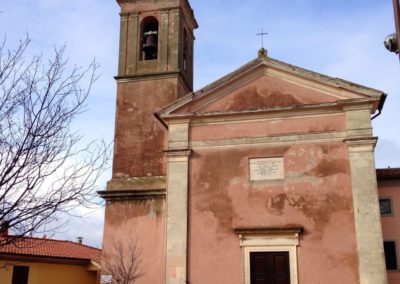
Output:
[100, 1, 388, 283]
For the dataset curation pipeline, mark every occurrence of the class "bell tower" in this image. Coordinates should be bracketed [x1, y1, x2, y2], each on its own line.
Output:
[111, 0, 197, 180]
[101, 1, 197, 284]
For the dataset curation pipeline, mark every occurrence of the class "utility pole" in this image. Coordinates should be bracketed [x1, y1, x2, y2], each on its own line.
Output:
[385, 0, 400, 58]
[394, 0, 400, 58]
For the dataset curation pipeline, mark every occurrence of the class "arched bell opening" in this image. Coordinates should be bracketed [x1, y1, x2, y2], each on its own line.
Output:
[140, 17, 159, 61]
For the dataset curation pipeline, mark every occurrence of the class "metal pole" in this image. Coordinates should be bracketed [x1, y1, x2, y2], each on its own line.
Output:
[394, 0, 400, 57]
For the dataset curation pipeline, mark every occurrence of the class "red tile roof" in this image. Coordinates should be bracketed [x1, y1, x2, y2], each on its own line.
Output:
[0, 237, 101, 263]
[377, 168, 400, 180]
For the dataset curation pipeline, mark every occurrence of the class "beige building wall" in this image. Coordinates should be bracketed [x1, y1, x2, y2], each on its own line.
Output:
[0, 260, 98, 284]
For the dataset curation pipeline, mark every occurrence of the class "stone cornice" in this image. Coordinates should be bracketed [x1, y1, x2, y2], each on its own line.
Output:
[116, 70, 179, 81]
[116, 0, 198, 29]
[115, 70, 193, 93]
[234, 227, 304, 236]
[107, 176, 166, 191]
[159, 98, 378, 125]
[164, 148, 192, 157]
[98, 189, 166, 201]
[344, 137, 378, 150]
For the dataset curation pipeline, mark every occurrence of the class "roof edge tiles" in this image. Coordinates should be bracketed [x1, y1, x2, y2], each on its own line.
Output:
[0, 236, 101, 263]
[377, 168, 400, 180]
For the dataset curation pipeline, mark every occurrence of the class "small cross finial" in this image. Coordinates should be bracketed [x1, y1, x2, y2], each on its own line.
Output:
[256, 28, 268, 48]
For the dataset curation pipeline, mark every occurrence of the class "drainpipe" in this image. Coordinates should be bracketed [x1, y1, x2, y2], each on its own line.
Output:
[371, 93, 387, 120]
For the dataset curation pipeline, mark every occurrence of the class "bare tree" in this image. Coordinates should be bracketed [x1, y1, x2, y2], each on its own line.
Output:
[0, 36, 111, 246]
[102, 237, 143, 284]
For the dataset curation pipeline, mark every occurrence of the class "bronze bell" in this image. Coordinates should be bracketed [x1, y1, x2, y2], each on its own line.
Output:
[143, 34, 157, 52]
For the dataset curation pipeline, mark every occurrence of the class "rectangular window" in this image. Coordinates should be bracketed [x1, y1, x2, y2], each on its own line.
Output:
[384, 241, 398, 270]
[12, 266, 29, 284]
[380, 198, 393, 216]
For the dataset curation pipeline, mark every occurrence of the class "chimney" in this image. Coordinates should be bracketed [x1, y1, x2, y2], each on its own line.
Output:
[77, 236, 83, 244]
[0, 221, 10, 237]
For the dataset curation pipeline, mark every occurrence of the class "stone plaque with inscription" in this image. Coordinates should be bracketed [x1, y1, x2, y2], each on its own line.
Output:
[249, 157, 284, 181]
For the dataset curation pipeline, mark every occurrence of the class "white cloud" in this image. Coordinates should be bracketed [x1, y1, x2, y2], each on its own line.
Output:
[51, 206, 105, 248]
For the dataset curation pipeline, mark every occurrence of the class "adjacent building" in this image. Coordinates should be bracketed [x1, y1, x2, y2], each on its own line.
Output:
[0, 236, 101, 284]
[378, 168, 400, 284]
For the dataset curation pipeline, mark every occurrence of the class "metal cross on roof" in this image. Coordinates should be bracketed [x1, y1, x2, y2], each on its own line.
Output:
[256, 28, 269, 48]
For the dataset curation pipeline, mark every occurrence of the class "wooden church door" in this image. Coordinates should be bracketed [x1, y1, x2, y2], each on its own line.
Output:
[250, 252, 290, 284]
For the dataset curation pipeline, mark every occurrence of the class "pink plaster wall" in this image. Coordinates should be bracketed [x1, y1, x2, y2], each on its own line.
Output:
[113, 79, 178, 178]
[188, 139, 359, 283]
[379, 179, 400, 284]
[181, 75, 339, 113]
[190, 114, 346, 142]
[102, 199, 166, 284]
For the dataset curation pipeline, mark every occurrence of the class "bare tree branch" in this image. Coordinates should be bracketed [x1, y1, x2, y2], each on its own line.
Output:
[0, 35, 111, 247]
[102, 237, 143, 284]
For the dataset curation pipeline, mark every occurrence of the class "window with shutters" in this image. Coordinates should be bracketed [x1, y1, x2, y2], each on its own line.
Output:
[250, 251, 290, 284]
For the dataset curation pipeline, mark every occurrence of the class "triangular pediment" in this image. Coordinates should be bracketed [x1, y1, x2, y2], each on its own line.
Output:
[159, 57, 384, 118]
[190, 75, 340, 113]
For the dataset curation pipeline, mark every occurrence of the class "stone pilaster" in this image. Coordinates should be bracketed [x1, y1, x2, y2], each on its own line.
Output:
[346, 137, 387, 284]
[160, 11, 169, 71]
[165, 121, 190, 284]
[168, 9, 181, 71]
[118, 13, 128, 76]
[126, 13, 139, 75]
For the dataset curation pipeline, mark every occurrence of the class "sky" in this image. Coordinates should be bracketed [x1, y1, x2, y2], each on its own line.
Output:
[0, 0, 399, 248]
